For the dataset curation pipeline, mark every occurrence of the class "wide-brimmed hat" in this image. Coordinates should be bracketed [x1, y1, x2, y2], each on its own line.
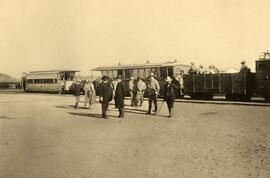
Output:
[76, 78, 81, 82]
[101, 75, 109, 81]
[149, 72, 155, 77]
[165, 76, 172, 82]
[241, 60, 246, 64]
[116, 75, 122, 79]
[130, 76, 134, 80]
[86, 79, 92, 83]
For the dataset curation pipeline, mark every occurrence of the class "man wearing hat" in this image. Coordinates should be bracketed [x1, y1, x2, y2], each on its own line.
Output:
[147, 72, 160, 115]
[83, 79, 96, 109]
[198, 65, 205, 74]
[188, 62, 197, 74]
[163, 76, 176, 118]
[239, 60, 250, 73]
[73, 79, 83, 109]
[136, 77, 146, 107]
[114, 75, 125, 118]
[99, 76, 113, 119]
[129, 76, 136, 106]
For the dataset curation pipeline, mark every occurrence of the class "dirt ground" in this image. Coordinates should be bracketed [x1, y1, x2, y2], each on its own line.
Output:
[0, 92, 269, 178]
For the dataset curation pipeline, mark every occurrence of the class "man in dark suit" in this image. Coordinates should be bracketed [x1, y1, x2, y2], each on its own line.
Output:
[114, 75, 125, 118]
[73, 79, 83, 109]
[99, 76, 113, 119]
[163, 76, 177, 118]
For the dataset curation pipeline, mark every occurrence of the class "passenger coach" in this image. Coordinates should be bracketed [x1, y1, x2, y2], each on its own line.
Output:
[91, 60, 190, 97]
[24, 69, 80, 93]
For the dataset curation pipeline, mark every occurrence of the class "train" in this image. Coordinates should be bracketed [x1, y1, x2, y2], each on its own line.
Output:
[23, 70, 80, 93]
[92, 51, 270, 102]
[22, 51, 270, 102]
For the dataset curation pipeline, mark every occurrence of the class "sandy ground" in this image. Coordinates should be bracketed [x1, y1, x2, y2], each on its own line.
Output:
[0, 92, 269, 178]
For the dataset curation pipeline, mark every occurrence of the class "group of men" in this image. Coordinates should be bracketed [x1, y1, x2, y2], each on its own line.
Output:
[189, 60, 250, 74]
[73, 72, 178, 119]
[73, 79, 96, 109]
[189, 62, 220, 74]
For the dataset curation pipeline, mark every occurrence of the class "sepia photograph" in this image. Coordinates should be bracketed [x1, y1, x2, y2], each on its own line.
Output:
[0, 0, 269, 177]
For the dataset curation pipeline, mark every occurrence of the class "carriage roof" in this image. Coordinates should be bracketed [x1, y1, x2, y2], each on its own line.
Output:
[27, 69, 80, 74]
[91, 61, 189, 71]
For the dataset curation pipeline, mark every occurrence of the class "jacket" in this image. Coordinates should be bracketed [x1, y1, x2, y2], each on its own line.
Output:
[115, 81, 125, 108]
[148, 78, 160, 95]
[99, 82, 113, 103]
[73, 83, 83, 96]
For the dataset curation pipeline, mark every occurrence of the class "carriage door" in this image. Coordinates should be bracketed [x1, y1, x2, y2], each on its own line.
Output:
[167, 67, 173, 78]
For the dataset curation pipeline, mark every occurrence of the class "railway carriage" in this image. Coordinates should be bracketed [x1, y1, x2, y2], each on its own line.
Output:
[91, 60, 190, 97]
[24, 70, 79, 93]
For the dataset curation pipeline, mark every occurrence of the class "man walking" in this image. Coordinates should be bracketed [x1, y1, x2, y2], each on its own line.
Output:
[147, 73, 160, 115]
[99, 76, 113, 119]
[163, 76, 176, 118]
[114, 75, 125, 118]
[73, 79, 83, 109]
[136, 77, 146, 107]
[129, 77, 136, 106]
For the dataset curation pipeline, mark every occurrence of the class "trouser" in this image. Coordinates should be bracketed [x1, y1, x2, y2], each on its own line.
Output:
[118, 107, 124, 118]
[148, 94, 157, 113]
[74, 96, 80, 109]
[136, 91, 144, 106]
[101, 102, 109, 118]
[166, 100, 174, 117]
[130, 91, 137, 106]
[84, 94, 90, 108]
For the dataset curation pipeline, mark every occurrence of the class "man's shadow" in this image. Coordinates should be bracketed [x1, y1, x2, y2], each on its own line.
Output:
[68, 112, 102, 118]
[55, 105, 75, 109]
[68, 112, 118, 119]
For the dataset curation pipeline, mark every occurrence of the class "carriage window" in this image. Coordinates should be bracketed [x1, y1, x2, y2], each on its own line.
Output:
[117, 70, 123, 76]
[139, 69, 144, 79]
[113, 70, 117, 78]
[133, 69, 138, 78]
[27, 79, 33, 83]
[124, 69, 131, 79]
[160, 67, 167, 79]
[168, 67, 173, 77]
[144, 69, 150, 78]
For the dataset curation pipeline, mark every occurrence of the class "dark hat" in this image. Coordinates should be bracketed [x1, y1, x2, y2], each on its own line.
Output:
[101, 75, 109, 81]
[116, 75, 122, 79]
[137, 77, 141, 80]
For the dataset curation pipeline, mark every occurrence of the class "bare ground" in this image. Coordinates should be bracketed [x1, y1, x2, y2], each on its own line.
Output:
[0, 93, 269, 178]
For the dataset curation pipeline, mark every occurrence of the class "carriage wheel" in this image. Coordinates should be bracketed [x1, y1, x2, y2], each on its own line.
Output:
[265, 95, 270, 102]
[225, 94, 237, 101]
[204, 94, 213, 100]
[239, 94, 251, 102]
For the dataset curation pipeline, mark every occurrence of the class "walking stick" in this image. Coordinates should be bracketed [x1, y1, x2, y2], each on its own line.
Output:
[157, 100, 165, 115]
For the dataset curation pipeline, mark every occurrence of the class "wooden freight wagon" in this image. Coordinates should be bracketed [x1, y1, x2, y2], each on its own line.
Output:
[183, 73, 255, 101]
[255, 51, 270, 101]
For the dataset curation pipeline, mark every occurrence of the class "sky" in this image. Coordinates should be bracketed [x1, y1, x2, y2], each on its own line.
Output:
[1, 0, 270, 77]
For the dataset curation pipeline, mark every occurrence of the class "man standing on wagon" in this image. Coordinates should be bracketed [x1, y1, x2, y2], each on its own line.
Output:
[147, 73, 160, 115]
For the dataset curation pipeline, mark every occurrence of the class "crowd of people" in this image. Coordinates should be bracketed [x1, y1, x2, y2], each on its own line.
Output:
[72, 72, 180, 119]
[188, 60, 250, 74]
[188, 62, 220, 74]
[71, 61, 249, 120]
